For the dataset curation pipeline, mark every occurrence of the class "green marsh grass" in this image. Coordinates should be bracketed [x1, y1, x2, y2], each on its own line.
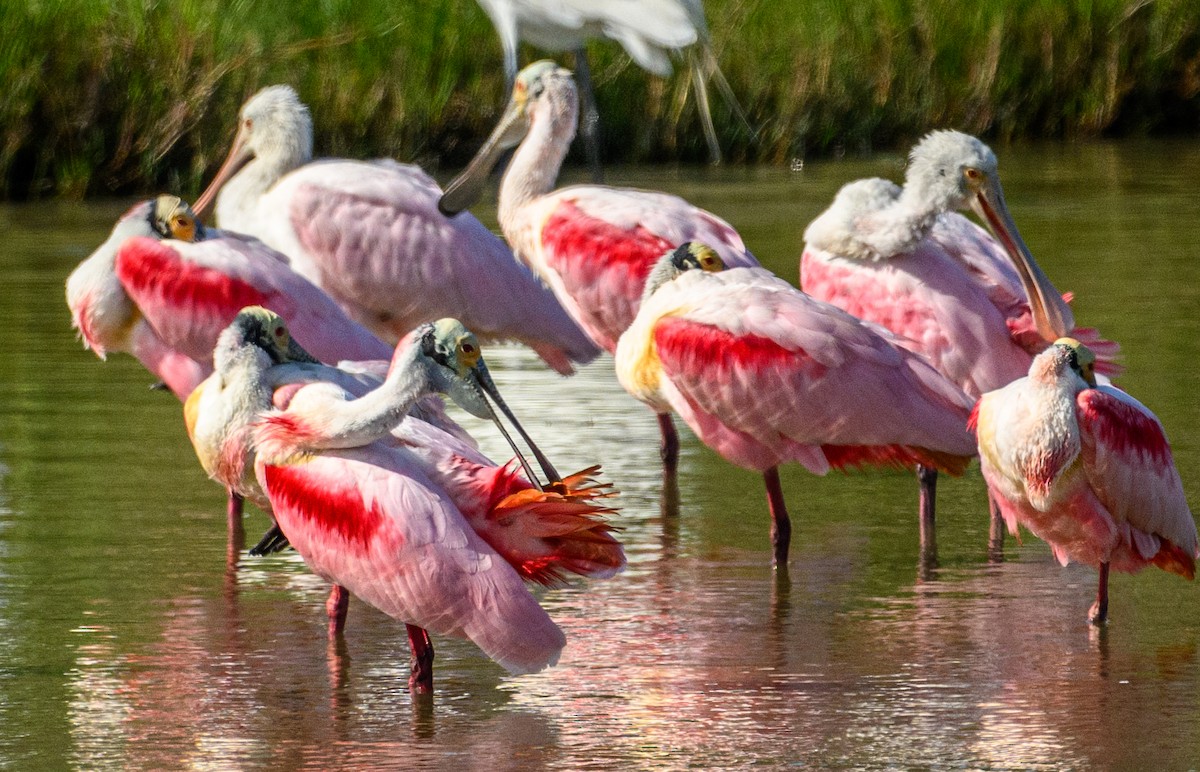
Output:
[2, 0, 1198, 198]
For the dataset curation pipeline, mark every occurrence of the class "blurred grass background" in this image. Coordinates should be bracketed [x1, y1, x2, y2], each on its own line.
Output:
[2, 0, 1198, 199]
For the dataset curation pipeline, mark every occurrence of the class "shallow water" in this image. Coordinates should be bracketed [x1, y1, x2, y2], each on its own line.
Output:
[2, 140, 1199, 769]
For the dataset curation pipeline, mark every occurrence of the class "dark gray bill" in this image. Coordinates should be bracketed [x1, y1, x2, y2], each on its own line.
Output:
[469, 362, 563, 490]
[438, 100, 529, 216]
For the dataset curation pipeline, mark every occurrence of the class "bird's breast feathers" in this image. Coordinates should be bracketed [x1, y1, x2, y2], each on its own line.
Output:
[979, 383, 1082, 510]
[614, 310, 667, 408]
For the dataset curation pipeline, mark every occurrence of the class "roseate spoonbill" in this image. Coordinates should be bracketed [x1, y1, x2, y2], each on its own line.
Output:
[474, 0, 747, 171]
[438, 60, 759, 470]
[184, 307, 467, 634]
[972, 339, 1197, 623]
[191, 85, 598, 375]
[66, 195, 395, 534]
[801, 131, 1119, 554]
[615, 243, 977, 566]
[66, 195, 393, 398]
[198, 309, 622, 688]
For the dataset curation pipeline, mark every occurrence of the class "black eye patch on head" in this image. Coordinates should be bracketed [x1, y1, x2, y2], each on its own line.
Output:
[419, 325, 451, 367]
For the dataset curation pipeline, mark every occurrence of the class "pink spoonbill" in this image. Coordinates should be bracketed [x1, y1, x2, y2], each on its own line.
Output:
[801, 130, 1119, 555]
[191, 84, 598, 375]
[438, 60, 759, 471]
[66, 195, 395, 533]
[615, 243, 977, 566]
[66, 195, 392, 398]
[199, 308, 623, 689]
[972, 338, 1196, 624]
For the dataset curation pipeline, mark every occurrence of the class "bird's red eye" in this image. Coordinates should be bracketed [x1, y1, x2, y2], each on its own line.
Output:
[461, 343, 475, 353]
[274, 326, 284, 337]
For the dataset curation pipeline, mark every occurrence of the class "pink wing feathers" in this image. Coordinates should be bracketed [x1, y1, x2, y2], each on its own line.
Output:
[929, 214, 1121, 375]
[115, 235, 393, 366]
[802, 239, 1037, 397]
[258, 380, 625, 587]
[125, 321, 209, 399]
[802, 212, 1119, 397]
[649, 268, 976, 473]
[282, 161, 598, 373]
[259, 447, 567, 675]
[404, 432, 624, 586]
[1076, 386, 1198, 576]
[539, 188, 758, 352]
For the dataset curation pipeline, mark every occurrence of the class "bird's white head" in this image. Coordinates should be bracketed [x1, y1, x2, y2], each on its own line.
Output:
[193, 85, 313, 216]
[1031, 337, 1097, 388]
[1055, 337, 1098, 387]
[908, 129, 1075, 343]
[438, 60, 575, 216]
[905, 130, 999, 213]
[239, 85, 313, 161]
[114, 199, 172, 241]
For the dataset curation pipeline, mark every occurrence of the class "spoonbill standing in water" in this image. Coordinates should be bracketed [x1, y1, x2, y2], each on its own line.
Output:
[615, 243, 977, 566]
[197, 308, 623, 689]
[972, 339, 1196, 624]
[66, 195, 395, 533]
[801, 130, 1118, 555]
[192, 84, 598, 375]
[439, 60, 759, 472]
[473, 0, 746, 171]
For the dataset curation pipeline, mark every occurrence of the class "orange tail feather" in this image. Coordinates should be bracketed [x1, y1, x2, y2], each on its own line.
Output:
[1152, 538, 1197, 580]
[480, 465, 625, 586]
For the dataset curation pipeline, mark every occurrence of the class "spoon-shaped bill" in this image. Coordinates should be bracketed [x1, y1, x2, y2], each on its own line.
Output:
[970, 180, 1075, 342]
[438, 100, 530, 217]
[468, 361, 564, 490]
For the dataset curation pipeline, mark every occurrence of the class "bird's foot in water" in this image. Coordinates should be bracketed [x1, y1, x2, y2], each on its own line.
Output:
[407, 624, 434, 693]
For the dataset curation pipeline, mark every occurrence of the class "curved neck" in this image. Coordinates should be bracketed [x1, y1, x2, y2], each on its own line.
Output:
[215, 341, 273, 388]
[66, 226, 127, 307]
[291, 345, 433, 450]
[891, 184, 945, 239]
[217, 153, 297, 229]
[498, 97, 575, 232]
[847, 186, 943, 260]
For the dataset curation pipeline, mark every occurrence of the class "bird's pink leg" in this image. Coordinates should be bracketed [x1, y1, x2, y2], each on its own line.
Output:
[226, 491, 244, 538]
[406, 624, 434, 693]
[987, 491, 1006, 562]
[658, 413, 680, 473]
[917, 465, 938, 569]
[326, 585, 349, 638]
[762, 467, 791, 568]
[225, 490, 246, 570]
[1088, 562, 1110, 625]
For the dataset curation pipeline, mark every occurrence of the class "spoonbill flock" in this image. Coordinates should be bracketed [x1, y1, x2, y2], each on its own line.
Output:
[66, 55, 1195, 691]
